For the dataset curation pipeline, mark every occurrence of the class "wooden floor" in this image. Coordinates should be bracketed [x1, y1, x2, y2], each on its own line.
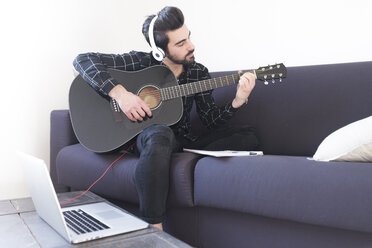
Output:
[0, 191, 191, 248]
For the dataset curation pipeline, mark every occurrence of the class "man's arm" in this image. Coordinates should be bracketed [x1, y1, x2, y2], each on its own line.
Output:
[195, 90, 238, 129]
[73, 52, 152, 121]
[73, 52, 142, 96]
[195, 68, 255, 129]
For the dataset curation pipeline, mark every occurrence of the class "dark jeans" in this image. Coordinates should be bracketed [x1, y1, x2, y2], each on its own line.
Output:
[133, 124, 259, 224]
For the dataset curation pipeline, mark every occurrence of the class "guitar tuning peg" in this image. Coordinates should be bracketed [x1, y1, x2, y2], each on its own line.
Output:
[264, 81, 269, 85]
[271, 79, 275, 84]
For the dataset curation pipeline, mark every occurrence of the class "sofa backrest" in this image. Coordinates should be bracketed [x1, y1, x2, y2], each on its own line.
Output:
[190, 61, 372, 156]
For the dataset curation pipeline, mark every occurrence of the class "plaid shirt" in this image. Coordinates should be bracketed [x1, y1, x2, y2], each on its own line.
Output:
[73, 51, 238, 137]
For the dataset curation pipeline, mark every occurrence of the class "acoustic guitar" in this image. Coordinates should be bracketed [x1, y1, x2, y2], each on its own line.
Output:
[69, 64, 287, 153]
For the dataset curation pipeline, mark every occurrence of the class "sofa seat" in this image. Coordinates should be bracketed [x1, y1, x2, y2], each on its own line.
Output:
[56, 144, 201, 207]
[194, 155, 372, 233]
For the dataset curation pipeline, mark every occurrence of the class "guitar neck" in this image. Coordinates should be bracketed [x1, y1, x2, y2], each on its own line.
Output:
[160, 70, 254, 100]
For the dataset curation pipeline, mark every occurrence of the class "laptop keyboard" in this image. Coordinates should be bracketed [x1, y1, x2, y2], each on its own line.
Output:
[63, 209, 110, 235]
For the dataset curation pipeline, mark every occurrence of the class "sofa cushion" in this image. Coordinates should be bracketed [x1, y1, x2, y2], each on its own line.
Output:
[56, 144, 201, 207]
[313, 115, 372, 162]
[194, 155, 372, 233]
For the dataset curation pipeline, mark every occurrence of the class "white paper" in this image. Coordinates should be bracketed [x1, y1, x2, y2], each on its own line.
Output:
[183, 148, 263, 157]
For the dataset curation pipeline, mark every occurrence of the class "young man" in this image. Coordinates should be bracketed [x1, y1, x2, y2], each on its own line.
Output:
[73, 6, 258, 230]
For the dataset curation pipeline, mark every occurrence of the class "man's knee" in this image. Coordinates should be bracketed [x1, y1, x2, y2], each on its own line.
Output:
[141, 125, 176, 146]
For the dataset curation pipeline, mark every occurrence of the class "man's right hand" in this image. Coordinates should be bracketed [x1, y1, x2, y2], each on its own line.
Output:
[108, 84, 152, 122]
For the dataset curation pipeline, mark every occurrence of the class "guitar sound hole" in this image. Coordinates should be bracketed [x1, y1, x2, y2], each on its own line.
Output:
[138, 86, 161, 110]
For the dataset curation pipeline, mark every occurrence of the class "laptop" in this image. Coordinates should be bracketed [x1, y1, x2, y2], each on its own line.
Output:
[17, 152, 149, 244]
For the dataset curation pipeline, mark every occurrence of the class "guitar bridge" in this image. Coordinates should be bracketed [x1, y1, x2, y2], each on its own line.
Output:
[110, 99, 123, 123]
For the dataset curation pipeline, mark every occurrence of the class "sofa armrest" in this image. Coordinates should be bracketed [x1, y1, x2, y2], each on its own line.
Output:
[50, 110, 78, 192]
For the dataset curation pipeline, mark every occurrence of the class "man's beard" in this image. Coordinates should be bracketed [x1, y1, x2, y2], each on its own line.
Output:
[167, 50, 195, 66]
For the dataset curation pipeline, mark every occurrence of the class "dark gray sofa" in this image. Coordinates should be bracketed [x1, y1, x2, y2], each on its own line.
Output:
[51, 61, 372, 248]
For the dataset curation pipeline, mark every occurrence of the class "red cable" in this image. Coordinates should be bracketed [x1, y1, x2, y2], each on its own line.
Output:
[59, 142, 136, 205]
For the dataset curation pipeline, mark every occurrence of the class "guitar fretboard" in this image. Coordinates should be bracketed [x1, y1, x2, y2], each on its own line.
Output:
[160, 72, 251, 100]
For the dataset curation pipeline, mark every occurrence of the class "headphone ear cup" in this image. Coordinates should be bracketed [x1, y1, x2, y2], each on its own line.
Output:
[149, 15, 165, 62]
[152, 49, 164, 61]
[158, 47, 165, 57]
[154, 47, 165, 61]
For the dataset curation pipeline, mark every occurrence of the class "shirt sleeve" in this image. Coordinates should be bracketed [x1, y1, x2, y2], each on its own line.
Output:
[194, 65, 239, 129]
[72, 51, 145, 96]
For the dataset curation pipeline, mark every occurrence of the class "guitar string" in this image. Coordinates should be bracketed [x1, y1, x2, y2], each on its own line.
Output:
[137, 71, 286, 100]
[140, 75, 280, 100]
[124, 69, 280, 99]
[139, 74, 242, 99]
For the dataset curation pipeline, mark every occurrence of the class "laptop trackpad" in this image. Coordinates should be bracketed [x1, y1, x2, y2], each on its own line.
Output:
[96, 210, 125, 220]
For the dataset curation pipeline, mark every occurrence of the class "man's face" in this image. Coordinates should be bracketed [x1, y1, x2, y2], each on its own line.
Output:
[165, 24, 195, 66]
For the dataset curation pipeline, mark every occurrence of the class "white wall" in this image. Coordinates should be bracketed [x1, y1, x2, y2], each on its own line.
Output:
[1, 0, 371, 200]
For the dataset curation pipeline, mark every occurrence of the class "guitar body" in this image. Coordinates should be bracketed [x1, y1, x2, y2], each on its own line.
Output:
[69, 66, 183, 153]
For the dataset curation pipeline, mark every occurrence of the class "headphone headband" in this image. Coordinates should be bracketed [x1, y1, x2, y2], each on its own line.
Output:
[149, 15, 165, 61]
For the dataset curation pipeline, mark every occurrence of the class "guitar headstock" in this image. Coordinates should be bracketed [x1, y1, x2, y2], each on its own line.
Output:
[255, 63, 287, 85]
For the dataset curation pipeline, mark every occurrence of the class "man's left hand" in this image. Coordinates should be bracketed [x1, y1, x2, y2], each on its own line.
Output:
[232, 72, 256, 108]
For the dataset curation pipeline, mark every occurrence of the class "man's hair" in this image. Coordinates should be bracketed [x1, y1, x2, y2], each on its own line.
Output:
[142, 6, 184, 54]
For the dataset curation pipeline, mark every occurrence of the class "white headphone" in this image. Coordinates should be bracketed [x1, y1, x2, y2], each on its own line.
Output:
[149, 15, 165, 61]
